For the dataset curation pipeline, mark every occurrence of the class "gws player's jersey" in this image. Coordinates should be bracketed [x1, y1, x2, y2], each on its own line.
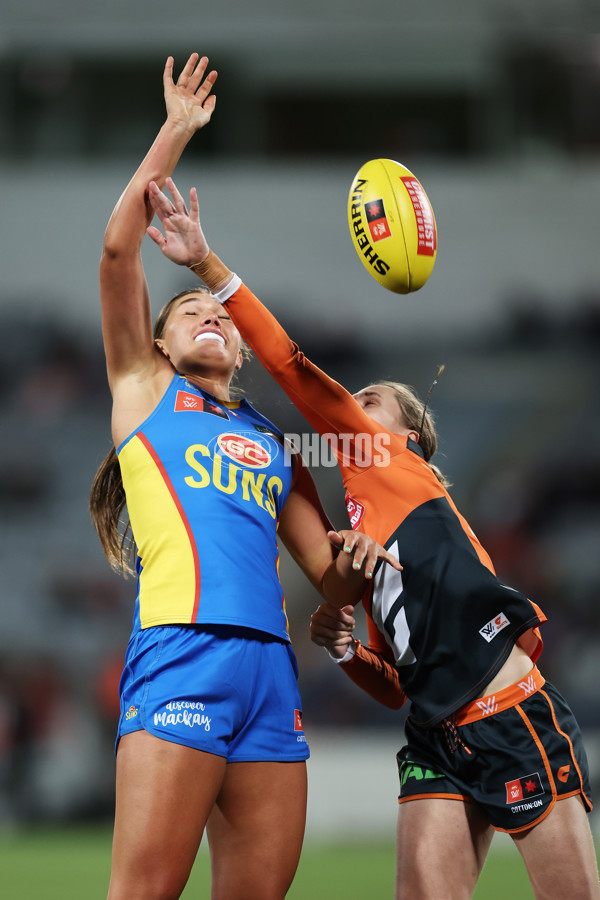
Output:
[221, 281, 546, 728]
[117, 374, 293, 638]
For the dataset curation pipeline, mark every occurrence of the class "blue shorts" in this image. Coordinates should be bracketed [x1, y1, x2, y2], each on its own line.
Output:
[116, 624, 309, 762]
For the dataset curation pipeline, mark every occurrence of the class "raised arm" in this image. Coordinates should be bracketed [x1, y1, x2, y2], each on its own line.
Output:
[145, 180, 388, 457]
[100, 54, 217, 390]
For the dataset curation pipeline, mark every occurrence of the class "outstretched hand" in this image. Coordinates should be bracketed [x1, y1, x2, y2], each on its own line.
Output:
[163, 53, 217, 132]
[328, 529, 402, 580]
[146, 177, 209, 267]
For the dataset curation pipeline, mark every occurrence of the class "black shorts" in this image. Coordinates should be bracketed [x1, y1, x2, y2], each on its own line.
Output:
[397, 667, 592, 833]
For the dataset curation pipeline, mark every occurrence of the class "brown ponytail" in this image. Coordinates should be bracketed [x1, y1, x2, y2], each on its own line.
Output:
[377, 380, 451, 488]
[89, 446, 135, 577]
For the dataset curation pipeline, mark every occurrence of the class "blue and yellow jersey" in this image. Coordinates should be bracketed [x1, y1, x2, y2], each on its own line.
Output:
[117, 374, 293, 638]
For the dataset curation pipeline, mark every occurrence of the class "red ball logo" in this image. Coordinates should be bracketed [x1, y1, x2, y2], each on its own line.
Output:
[217, 433, 272, 468]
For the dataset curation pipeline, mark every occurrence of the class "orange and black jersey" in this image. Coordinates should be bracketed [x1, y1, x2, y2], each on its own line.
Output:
[221, 279, 545, 727]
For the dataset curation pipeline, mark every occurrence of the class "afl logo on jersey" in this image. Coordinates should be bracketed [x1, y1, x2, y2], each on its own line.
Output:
[217, 433, 272, 469]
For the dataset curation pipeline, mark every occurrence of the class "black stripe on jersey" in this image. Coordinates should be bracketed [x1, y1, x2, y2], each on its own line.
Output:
[370, 496, 543, 728]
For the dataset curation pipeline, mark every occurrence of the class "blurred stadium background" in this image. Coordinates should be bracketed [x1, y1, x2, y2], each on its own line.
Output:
[0, 0, 599, 895]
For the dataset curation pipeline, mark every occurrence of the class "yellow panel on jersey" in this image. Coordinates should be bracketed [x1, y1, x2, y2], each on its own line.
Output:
[116, 374, 293, 639]
[119, 432, 199, 627]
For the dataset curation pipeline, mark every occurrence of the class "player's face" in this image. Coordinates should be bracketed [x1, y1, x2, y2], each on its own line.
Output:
[157, 293, 243, 375]
[353, 384, 417, 438]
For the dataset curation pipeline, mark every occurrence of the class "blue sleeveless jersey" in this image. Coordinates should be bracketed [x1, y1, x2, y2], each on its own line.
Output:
[116, 374, 294, 639]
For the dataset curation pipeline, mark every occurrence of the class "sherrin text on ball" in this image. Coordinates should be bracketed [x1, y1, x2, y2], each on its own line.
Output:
[347, 158, 437, 294]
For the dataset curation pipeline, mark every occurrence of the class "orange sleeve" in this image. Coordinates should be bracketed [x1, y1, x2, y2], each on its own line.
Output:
[225, 282, 389, 457]
[336, 610, 407, 710]
[222, 279, 408, 709]
[340, 639, 408, 711]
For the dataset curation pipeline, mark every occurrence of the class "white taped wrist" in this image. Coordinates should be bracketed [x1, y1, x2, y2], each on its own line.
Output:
[326, 642, 356, 664]
[210, 273, 242, 304]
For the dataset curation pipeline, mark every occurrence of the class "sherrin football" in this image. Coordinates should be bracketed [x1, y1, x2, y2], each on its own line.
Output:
[347, 158, 437, 294]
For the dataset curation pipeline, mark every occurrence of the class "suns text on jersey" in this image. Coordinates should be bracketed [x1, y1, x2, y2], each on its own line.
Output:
[183, 443, 284, 519]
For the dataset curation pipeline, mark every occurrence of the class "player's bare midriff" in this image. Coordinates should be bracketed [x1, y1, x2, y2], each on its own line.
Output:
[478, 644, 534, 698]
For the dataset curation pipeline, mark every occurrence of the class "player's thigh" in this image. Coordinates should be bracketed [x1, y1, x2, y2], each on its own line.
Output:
[207, 760, 307, 900]
[512, 795, 600, 900]
[395, 797, 494, 900]
[108, 731, 227, 900]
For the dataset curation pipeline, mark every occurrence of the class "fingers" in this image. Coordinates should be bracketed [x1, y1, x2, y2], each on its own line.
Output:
[189, 58, 218, 98]
[335, 529, 359, 555]
[337, 529, 373, 577]
[163, 55, 175, 90]
[146, 224, 164, 248]
[189, 186, 200, 222]
[311, 602, 356, 630]
[148, 179, 191, 223]
[163, 53, 218, 132]
[202, 93, 217, 117]
[176, 52, 200, 87]
[147, 181, 174, 219]
[330, 529, 373, 577]
[327, 530, 343, 549]
[173, 52, 218, 99]
[363, 539, 404, 577]
[310, 602, 356, 650]
[335, 529, 404, 579]
[382, 549, 403, 572]
[165, 176, 188, 214]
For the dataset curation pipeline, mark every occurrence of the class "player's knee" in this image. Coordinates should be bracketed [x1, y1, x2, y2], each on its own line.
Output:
[212, 883, 290, 900]
[211, 864, 295, 900]
[108, 861, 192, 900]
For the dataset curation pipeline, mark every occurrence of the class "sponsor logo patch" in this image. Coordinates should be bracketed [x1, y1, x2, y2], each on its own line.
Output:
[479, 611, 510, 643]
[399, 761, 446, 787]
[365, 198, 392, 243]
[174, 390, 230, 418]
[217, 433, 272, 468]
[401, 177, 437, 256]
[294, 709, 303, 732]
[345, 491, 365, 529]
[125, 705, 139, 721]
[505, 772, 544, 804]
[154, 700, 211, 732]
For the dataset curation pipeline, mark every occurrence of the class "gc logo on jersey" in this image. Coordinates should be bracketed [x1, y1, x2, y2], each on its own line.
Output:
[217, 433, 272, 469]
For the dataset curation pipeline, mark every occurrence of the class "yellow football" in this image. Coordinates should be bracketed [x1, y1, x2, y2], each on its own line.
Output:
[347, 158, 437, 294]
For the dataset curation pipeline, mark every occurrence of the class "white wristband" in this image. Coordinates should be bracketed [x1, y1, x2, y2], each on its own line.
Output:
[326, 642, 356, 665]
[210, 273, 242, 304]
